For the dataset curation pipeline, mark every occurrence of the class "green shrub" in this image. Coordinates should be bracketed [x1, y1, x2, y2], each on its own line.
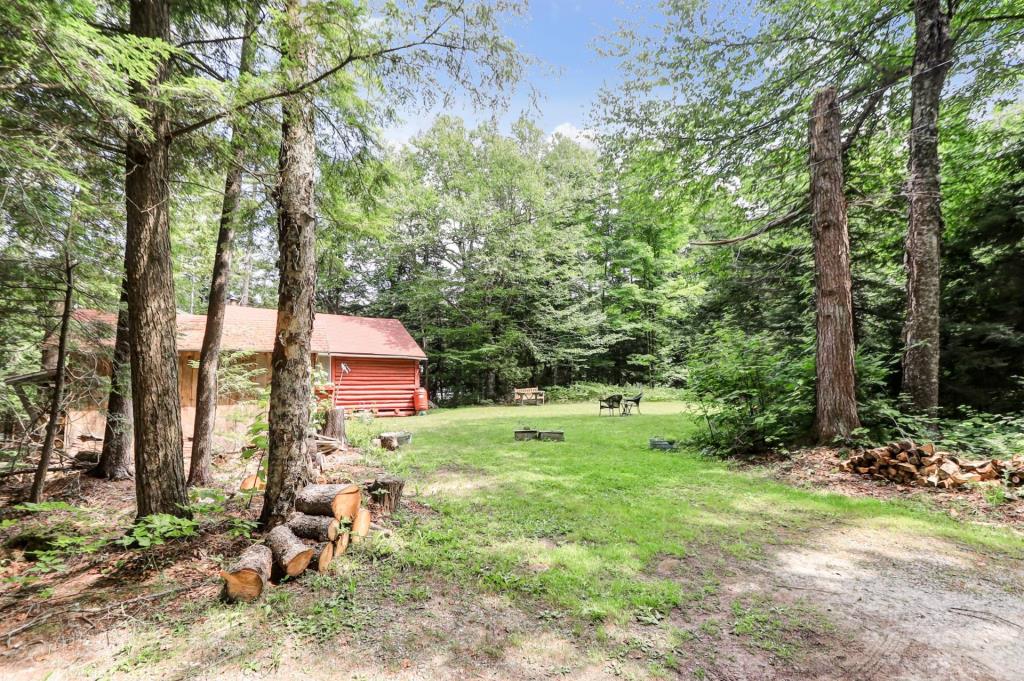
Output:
[543, 382, 686, 403]
[345, 410, 384, 449]
[860, 400, 1024, 456]
[685, 328, 814, 456]
[116, 514, 198, 549]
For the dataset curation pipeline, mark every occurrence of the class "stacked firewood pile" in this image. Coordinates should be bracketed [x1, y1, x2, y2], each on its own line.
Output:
[839, 441, 1024, 489]
[219, 475, 404, 602]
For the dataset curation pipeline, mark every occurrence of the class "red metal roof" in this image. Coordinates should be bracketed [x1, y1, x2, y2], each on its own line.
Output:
[72, 306, 426, 359]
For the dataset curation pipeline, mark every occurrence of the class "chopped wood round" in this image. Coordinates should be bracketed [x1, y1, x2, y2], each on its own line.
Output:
[267, 525, 313, 577]
[335, 532, 350, 556]
[287, 512, 339, 542]
[308, 541, 334, 573]
[365, 475, 405, 515]
[351, 508, 372, 544]
[220, 544, 272, 602]
[240, 474, 265, 491]
[295, 483, 361, 521]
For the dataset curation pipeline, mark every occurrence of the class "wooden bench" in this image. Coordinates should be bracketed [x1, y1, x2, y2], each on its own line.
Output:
[513, 387, 546, 405]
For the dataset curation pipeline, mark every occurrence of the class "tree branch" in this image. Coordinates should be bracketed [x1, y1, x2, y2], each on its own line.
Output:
[688, 206, 806, 247]
[168, 11, 460, 140]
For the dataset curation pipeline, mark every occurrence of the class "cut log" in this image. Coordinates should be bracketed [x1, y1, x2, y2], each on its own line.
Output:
[287, 512, 339, 542]
[267, 525, 313, 577]
[309, 541, 334, 573]
[334, 532, 350, 555]
[220, 544, 272, 602]
[321, 406, 346, 443]
[380, 431, 411, 447]
[240, 474, 266, 491]
[351, 508, 371, 544]
[365, 475, 405, 515]
[938, 461, 960, 480]
[294, 483, 361, 521]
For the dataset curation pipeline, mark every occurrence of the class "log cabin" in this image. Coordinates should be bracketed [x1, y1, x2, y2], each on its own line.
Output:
[60, 305, 428, 449]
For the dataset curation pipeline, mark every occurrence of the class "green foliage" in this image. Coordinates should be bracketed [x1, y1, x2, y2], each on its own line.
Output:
[116, 514, 199, 549]
[345, 410, 383, 451]
[14, 501, 78, 514]
[188, 487, 229, 515]
[225, 518, 259, 540]
[543, 383, 686, 403]
[186, 352, 266, 401]
[685, 328, 815, 455]
[878, 405, 1024, 457]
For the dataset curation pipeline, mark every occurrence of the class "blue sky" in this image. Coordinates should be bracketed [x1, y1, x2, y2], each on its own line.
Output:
[385, 1, 663, 145]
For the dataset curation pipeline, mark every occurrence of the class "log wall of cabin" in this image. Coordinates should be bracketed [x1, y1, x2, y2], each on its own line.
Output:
[331, 356, 420, 416]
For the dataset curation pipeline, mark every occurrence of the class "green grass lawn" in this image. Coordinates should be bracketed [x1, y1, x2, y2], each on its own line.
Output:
[375, 401, 1023, 622]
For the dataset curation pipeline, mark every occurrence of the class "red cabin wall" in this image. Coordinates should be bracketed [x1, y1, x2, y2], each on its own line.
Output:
[332, 356, 420, 416]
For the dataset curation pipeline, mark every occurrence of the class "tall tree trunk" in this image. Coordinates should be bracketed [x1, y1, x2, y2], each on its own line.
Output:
[259, 0, 316, 529]
[30, 256, 75, 502]
[188, 5, 259, 487]
[90, 276, 134, 480]
[809, 88, 860, 442]
[902, 0, 952, 412]
[239, 244, 253, 306]
[125, 0, 189, 518]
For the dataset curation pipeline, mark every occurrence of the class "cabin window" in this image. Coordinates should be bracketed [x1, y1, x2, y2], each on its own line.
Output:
[315, 354, 331, 382]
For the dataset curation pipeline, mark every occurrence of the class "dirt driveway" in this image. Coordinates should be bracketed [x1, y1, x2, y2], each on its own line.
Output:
[4, 521, 1020, 681]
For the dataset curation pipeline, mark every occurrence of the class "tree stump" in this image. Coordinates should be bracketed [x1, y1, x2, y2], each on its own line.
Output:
[266, 525, 313, 577]
[294, 483, 361, 521]
[220, 544, 272, 602]
[286, 512, 339, 541]
[365, 475, 405, 515]
[321, 406, 346, 442]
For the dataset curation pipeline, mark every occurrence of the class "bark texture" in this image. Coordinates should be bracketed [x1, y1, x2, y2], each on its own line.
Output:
[809, 88, 860, 442]
[91, 278, 134, 481]
[125, 0, 189, 518]
[259, 0, 317, 528]
[189, 5, 258, 487]
[902, 0, 952, 411]
[321, 406, 345, 441]
[365, 475, 405, 515]
[220, 543, 272, 602]
[30, 258, 74, 502]
[286, 511, 339, 541]
[266, 524, 313, 577]
[294, 483, 360, 521]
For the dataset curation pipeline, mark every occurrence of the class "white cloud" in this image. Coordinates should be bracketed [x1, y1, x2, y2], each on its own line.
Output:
[549, 122, 596, 149]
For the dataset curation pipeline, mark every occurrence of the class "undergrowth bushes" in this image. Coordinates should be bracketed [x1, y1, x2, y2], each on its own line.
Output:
[684, 328, 1024, 457]
[543, 382, 687, 403]
[685, 329, 814, 456]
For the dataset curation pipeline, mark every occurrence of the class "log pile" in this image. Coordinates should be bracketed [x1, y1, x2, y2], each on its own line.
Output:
[1006, 455, 1024, 487]
[839, 440, 1020, 489]
[220, 481, 383, 602]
